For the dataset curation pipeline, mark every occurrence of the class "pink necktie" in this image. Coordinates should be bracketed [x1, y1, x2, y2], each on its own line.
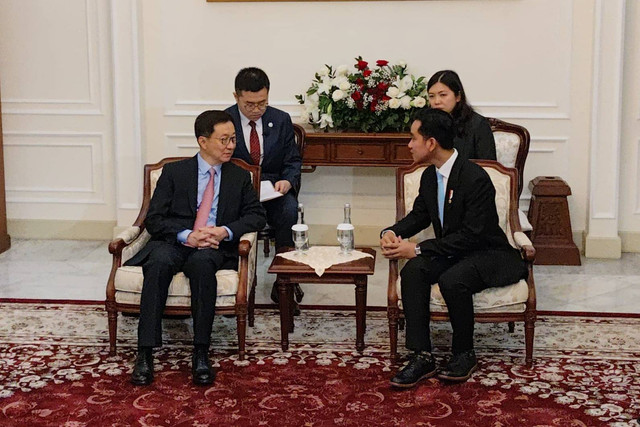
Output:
[193, 167, 215, 230]
[249, 121, 261, 165]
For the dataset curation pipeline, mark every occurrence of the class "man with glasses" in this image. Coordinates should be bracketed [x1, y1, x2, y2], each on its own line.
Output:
[226, 68, 304, 311]
[126, 110, 266, 386]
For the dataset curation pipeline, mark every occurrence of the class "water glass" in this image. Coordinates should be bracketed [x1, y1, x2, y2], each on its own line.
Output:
[337, 223, 354, 255]
[291, 224, 309, 255]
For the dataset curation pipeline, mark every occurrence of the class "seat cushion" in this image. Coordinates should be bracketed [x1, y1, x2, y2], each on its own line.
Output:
[114, 266, 239, 307]
[397, 276, 529, 314]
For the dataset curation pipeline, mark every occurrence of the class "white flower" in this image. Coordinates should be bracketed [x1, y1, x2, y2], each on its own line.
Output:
[309, 92, 320, 103]
[319, 113, 333, 129]
[388, 98, 401, 109]
[317, 65, 330, 77]
[309, 108, 320, 123]
[386, 86, 400, 98]
[332, 90, 346, 102]
[398, 60, 407, 67]
[336, 65, 349, 76]
[339, 81, 351, 91]
[411, 96, 427, 108]
[332, 75, 348, 88]
[400, 95, 412, 109]
[399, 75, 414, 92]
[316, 83, 330, 95]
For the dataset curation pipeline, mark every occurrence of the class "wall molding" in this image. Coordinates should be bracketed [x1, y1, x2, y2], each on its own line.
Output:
[3, 0, 105, 116]
[3, 131, 105, 204]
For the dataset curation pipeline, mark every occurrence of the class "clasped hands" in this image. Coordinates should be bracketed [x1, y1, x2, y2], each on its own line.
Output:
[380, 231, 418, 260]
[186, 226, 228, 249]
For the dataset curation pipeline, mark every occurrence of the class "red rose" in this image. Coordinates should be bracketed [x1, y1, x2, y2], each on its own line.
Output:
[382, 95, 391, 102]
[363, 69, 372, 77]
[370, 100, 378, 112]
[376, 60, 389, 67]
[355, 101, 364, 110]
[355, 78, 364, 86]
[377, 82, 388, 91]
[351, 91, 362, 101]
[356, 60, 368, 70]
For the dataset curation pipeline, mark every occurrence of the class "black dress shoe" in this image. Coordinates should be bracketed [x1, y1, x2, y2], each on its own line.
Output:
[293, 283, 304, 303]
[437, 349, 478, 382]
[270, 281, 280, 304]
[292, 301, 301, 317]
[390, 352, 437, 389]
[192, 346, 215, 386]
[131, 347, 154, 386]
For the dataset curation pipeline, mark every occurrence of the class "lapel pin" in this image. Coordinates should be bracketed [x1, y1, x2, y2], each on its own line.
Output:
[448, 189, 454, 204]
[268, 122, 273, 128]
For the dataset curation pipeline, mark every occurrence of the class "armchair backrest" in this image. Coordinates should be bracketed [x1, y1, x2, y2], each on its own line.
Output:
[487, 118, 530, 197]
[132, 157, 261, 228]
[396, 160, 521, 248]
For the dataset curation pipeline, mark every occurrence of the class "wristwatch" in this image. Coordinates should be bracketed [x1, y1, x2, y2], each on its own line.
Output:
[414, 245, 422, 256]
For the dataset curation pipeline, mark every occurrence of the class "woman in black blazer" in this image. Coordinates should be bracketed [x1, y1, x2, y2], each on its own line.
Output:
[427, 70, 496, 161]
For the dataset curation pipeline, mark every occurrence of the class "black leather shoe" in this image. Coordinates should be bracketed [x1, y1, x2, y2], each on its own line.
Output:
[192, 346, 215, 386]
[131, 347, 154, 386]
[390, 352, 437, 388]
[438, 349, 478, 382]
[270, 281, 280, 304]
[293, 301, 301, 317]
[293, 283, 304, 303]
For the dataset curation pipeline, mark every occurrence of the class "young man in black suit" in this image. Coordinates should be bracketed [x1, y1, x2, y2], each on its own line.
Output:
[127, 110, 266, 386]
[381, 108, 527, 388]
[225, 67, 304, 310]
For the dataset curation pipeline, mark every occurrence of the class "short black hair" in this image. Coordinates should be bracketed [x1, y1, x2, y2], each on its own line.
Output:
[411, 108, 454, 150]
[234, 67, 270, 94]
[194, 110, 233, 139]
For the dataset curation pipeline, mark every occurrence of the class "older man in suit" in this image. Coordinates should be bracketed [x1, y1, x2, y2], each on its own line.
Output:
[225, 67, 304, 308]
[126, 110, 266, 386]
[381, 108, 527, 388]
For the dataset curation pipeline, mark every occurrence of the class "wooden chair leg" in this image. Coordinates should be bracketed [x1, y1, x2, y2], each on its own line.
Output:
[237, 311, 247, 361]
[524, 318, 535, 368]
[508, 321, 515, 333]
[107, 304, 118, 356]
[388, 307, 399, 361]
[248, 277, 256, 327]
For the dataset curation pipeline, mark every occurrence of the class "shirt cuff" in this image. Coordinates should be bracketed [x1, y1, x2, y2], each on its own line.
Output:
[177, 229, 191, 244]
[222, 226, 233, 241]
[380, 229, 396, 239]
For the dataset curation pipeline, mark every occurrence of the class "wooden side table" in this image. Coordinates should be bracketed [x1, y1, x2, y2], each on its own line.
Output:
[267, 247, 376, 352]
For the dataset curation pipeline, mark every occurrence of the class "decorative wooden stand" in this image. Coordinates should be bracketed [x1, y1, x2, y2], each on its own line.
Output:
[0, 92, 11, 254]
[527, 176, 580, 265]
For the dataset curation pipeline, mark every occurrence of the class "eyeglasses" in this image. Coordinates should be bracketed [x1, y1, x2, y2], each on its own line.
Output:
[211, 136, 237, 146]
[242, 101, 268, 111]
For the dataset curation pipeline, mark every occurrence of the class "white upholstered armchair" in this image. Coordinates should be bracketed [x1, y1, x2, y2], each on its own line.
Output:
[105, 158, 260, 360]
[387, 160, 537, 367]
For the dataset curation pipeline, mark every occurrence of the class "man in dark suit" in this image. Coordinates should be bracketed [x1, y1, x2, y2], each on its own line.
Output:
[225, 67, 304, 308]
[381, 108, 527, 388]
[126, 110, 266, 386]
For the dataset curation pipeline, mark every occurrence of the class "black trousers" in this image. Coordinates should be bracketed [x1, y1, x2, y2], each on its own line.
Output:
[136, 242, 237, 348]
[400, 249, 527, 354]
[263, 191, 298, 249]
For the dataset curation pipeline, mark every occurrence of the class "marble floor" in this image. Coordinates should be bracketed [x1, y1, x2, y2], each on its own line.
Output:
[0, 239, 639, 314]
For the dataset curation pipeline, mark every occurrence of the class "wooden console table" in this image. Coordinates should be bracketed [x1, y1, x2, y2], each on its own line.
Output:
[0, 91, 11, 254]
[303, 131, 412, 169]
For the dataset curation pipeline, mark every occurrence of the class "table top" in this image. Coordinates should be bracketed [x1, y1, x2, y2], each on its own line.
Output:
[267, 246, 376, 276]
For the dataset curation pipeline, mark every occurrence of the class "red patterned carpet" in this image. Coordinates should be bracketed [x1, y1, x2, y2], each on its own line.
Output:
[0, 302, 639, 426]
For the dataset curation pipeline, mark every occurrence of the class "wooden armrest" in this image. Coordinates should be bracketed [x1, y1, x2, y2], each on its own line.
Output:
[238, 231, 257, 257]
[521, 245, 536, 262]
[108, 226, 141, 255]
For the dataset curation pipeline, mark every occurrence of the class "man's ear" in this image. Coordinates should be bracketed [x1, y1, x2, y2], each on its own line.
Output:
[233, 92, 239, 103]
[196, 135, 205, 148]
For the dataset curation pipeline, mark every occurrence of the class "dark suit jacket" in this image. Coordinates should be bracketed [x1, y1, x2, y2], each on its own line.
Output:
[386, 156, 522, 283]
[454, 111, 496, 161]
[226, 105, 302, 194]
[126, 156, 266, 266]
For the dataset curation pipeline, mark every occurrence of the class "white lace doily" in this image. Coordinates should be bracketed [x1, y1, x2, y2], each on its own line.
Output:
[276, 246, 373, 276]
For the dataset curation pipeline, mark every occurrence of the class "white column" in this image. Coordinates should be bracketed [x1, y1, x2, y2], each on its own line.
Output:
[585, 0, 626, 258]
[110, 0, 144, 229]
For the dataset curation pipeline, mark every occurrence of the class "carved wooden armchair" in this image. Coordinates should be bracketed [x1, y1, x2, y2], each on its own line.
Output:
[105, 158, 260, 360]
[259, 123, 306, 257]
[387, 160, 537, 367]
[489, 117, 532, 231]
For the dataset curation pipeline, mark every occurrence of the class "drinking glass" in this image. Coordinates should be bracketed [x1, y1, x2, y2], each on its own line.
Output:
[291, 224, 309, 255]
[337, 223, 354, 255]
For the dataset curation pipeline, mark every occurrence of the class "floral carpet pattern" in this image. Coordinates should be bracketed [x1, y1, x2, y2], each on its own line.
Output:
[0, 302, 639, 426]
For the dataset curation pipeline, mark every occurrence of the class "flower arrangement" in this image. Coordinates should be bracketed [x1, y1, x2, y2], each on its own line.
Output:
[296, 56, 428, 133]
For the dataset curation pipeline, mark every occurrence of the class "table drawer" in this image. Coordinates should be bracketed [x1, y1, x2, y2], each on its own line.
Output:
[333, 143, 387, 163]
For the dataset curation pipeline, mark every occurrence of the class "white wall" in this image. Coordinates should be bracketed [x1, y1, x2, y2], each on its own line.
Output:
[1, 0, 638, 255]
